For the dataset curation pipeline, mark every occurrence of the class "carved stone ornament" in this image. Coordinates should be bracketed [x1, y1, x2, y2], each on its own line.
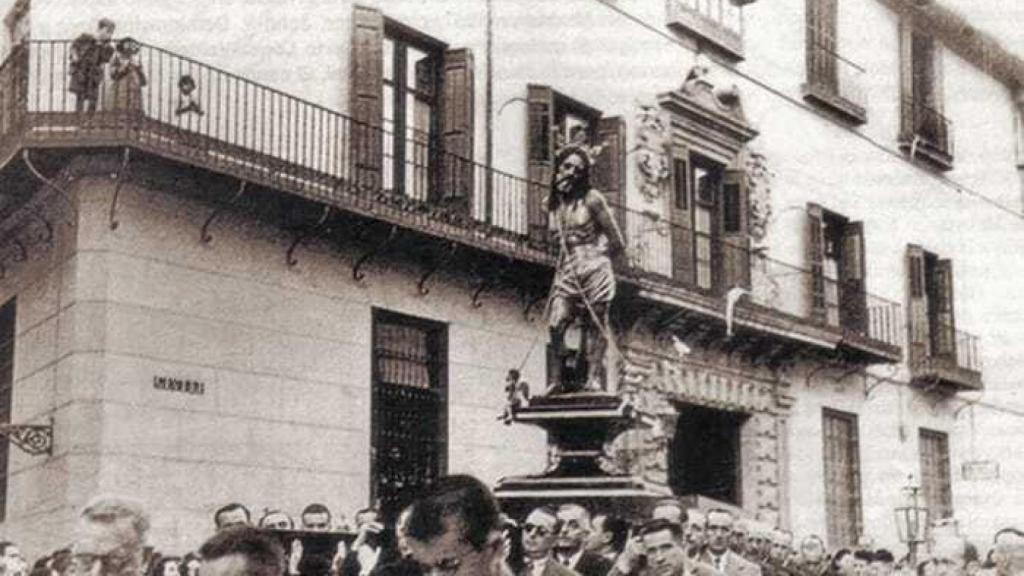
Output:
[635, 102, 672, 202]
[680, 55, 747, 123]
[745, 149, 773, 245]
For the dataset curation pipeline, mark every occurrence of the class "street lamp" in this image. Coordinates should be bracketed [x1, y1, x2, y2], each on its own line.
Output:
[894, 475, 930, 567]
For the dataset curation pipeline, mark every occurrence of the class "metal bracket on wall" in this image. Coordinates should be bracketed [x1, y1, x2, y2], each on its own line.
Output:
[0, 418, 53, 456]
[522, 290, 548, 323]
[22, 150, 77, 227]
[286, 205, 333, 267]
[353, 225, 398, 282]
[201, 180, 247, 244]
[471, 262, 505, 309]
[109, 147, 132, 230]
[417, 241, 459, 296]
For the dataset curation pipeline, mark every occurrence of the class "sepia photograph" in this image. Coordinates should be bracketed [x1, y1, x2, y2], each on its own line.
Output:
[0, 0, 1020, 575]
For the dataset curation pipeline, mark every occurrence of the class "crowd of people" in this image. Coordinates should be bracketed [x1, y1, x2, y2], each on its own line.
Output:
[1, 476, 1022, 576]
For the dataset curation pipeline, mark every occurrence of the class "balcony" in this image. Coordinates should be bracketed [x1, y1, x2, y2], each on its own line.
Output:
[802, 36, 867, 125]
[666, 0, 745, 61]
[899, 97, 954, 171]
[622, 209, 903, 365]
[909, 322, 983, 392]
[0, 39, 901, 368]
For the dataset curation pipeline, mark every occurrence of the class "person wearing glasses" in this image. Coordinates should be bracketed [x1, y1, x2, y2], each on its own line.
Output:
[519, 507, 579, 576]
[696, 509, 762, 576]
[69, 496, 150, 576]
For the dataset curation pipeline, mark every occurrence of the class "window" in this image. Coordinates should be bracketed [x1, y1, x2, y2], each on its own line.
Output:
[371, 309, 447, 516]
[802, 0, 867, 123]
[350, 6, 475, 209]
[673, 158, 689, 211]
[669, 404, 747, 506]
[382, 23, 443, 201]
[906, 246, 956, 363]
[919, 429, 953, 521]
[0, 299, 14, 521]
[899, 22, 952, 169]
[822, 409, 862, 548]
[807, 205, 867, 333]
[693, 158, 719, 291]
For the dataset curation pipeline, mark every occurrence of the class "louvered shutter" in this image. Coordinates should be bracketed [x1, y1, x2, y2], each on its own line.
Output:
[439, 48, 474, 213]
[806, 0, 838, 90]
[807, 204, 826, 323]
[527, 84, 554, 248]
[350, 5, 385, 194]
[670, 143, 694, 284]
[899, 20, 914, 139]
[839, 221, 868, 334]
[592, 116, 627, 250]
[906, 245, 930, 367]
[720, 169, 750, 291]
[934, 259, 956, 358]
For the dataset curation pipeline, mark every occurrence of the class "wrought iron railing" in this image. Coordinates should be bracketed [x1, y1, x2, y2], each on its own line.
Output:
[955, 326, 982, 373]
[901, 96, 954, 159]
[805, 34, 867, 112]
[666, 0, 744, 57]
[909, 316, 981, 374]
[0, 39, 907, 353]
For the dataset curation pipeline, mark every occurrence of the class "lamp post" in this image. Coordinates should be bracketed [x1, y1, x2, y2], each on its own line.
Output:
[895, 475, 930, 567]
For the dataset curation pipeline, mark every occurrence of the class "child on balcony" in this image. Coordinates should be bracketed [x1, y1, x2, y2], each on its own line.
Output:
[109, 37, 147, 117]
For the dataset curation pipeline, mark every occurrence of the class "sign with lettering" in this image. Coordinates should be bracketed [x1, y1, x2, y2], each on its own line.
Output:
[961, 460, 999, 481]
[153, 376, 206, 396]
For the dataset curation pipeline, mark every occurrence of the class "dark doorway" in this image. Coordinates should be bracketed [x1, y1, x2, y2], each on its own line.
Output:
[669, 403, 747, 506]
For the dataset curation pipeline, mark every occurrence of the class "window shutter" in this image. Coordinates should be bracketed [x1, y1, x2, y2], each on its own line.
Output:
[807, 204, 826, 323]
[898, 20, 914, 139]
[669, 144, 694, 285]
[906, 245, 930, 367]
[350, 5, 385, 193]
[527, 84, 554, 248]
[593, 116, 628, 246]
[439, 48, 474, 213]
[806, 0, 837, 90]
[720, 169, 750, 291]
[839, 221, 868, 334]
[934, 258, 956, 358]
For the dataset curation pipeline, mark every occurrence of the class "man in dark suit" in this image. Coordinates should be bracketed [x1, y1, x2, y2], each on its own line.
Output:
[696, 509, 762, 576]
[521, 506, 579, 576]
[554, 504, 612, 576]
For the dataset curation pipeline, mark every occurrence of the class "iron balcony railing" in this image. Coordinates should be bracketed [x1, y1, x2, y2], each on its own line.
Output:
[909, 315, 982, 374]
[805, 33, 867, 113]
[621, 208, 904, 350]
[0, 39, 906, 354]
[901, 96, 954, 159]
[666, 0, 744, 58]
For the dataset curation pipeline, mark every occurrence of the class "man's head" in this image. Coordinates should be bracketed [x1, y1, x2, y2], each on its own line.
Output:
[872, 549, 895, 576]
[852, 550, 874, 576]
[198, 526, 284, 576]
[993, 528, 1024, 576]
[705, 509, 735, 554]
[748, 522, 771, 557]
[522, 507, 560, 560]
[930, 535, 969, 576]
[555, 504, 591, 554]
[641, 519, 688, 576]
[800, 535, 826, 564]
[686, 510, 706, 549]
[96, 18, 115, 41]
[300, 504, 331, 532]
[0, 543, 26, 576]
[404, 475, 504, 576]
[354, 508, 379, 529]
[832, 549, 855, 576]
[770, 529, 794, 563]
[214, 504, 251, 531]
[587, 514, 629, 556]
[72, 496, 150, 576]
[730, 519, 750, 554]
[551, 146, 591, 204]
[651, 499, 686, 526]
[257, 511, 293, 531]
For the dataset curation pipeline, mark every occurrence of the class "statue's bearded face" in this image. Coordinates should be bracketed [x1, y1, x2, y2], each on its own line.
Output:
[555, 152, 587, 194]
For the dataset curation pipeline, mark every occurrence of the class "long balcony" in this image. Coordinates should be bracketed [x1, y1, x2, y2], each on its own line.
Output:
[909, 321, 983, 392]
[899, 96, 955, 171]
[802, 35, 867, 125]
[666, 0, 745, 61]
[0, 39, 902, 367]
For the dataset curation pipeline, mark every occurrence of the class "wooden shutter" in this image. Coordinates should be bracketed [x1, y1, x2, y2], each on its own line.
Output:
[807, 204, 826, 323]
[527, 84, 554, 248]
[806, 0, 837, 90]
[906, 245, 930, 367]
[898, 20, 914, 139]
[593, 116, 628, 246]
[350, 5, 385, 194]
[669, 143, 694, 285]
[439, 48, 474, 213]
[839, 221, 868, 334]
[719, 169, 750, 291]
[933, 258, 956, 358]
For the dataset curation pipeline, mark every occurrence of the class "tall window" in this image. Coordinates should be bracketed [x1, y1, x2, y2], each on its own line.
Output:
[919, 429, 953, 521]
[808, 206, 867, 334]
[371, 309, 447, 516]
[822, 409, 862, 548]
[382, 24, 443, 201]
[0, 299, 15, 521]
[803, 0, 866, 124]
[907, 246, 956, 362]
[693, 158, 720, 291]
[900, 22, 952, 168]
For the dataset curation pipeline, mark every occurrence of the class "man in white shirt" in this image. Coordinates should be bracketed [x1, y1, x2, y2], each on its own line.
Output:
[554, 504, 612, 576]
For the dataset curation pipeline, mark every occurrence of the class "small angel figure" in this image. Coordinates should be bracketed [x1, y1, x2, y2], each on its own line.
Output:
[498, 368, 530, 425]
[175, 74, 204, 116]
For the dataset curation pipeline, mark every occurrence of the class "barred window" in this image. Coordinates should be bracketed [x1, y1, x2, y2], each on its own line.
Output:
[822, 408, 862, 548]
